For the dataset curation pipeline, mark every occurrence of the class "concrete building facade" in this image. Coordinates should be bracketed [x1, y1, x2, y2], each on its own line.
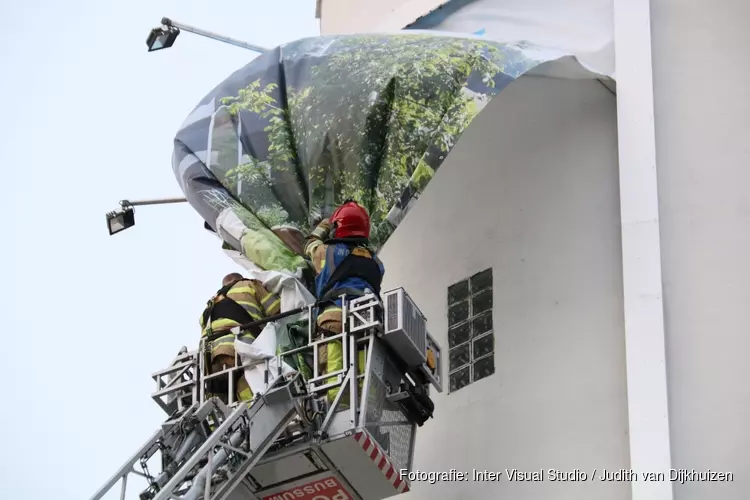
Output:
[316, 1, 750, 500]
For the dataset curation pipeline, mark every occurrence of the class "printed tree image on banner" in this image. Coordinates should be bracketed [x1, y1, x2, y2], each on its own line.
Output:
[173, 33, 555, 274]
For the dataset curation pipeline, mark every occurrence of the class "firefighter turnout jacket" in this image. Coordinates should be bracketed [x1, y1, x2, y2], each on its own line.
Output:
[199, 278, 281, 359]
[304, 219, 385, 322]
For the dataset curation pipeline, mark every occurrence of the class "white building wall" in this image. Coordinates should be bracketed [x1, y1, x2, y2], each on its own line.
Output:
[316, 1, 750, 498]
[378, 76, 629, 499]
[650, 1, 750, 498]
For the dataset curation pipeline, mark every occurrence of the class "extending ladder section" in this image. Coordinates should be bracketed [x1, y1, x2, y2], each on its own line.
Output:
[88, 375, 304, 500]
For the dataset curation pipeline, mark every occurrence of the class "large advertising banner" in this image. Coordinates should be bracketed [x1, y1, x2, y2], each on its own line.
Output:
[318, 0, 615, 77]
[173, 33, 593, 275]
[404, 0, 614, 77]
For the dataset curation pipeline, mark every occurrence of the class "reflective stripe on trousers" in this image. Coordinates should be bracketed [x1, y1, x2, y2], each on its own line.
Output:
[325, 344, 366, 404]
[317, 307, 365, 404]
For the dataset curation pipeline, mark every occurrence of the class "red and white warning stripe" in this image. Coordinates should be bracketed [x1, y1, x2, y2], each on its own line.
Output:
[353, 430, 410, 494]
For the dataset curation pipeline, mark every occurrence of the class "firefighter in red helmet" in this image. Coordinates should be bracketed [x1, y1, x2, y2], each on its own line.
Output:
[304, 200, 385, 405]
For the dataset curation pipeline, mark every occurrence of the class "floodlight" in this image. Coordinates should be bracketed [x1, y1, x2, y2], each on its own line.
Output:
[146, 26, 180, 52]
[106, 205, 135, 235]
[104, 197, 186, 235]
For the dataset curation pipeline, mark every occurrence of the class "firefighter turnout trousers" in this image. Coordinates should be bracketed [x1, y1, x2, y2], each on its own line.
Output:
[316, 305, 365, 406]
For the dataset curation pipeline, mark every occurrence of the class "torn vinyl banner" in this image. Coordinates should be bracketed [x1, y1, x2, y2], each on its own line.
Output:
[172, 33, 575, 274]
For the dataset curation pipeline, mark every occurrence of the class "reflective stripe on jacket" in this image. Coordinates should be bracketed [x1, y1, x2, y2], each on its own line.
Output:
[199, 279, 281, 354]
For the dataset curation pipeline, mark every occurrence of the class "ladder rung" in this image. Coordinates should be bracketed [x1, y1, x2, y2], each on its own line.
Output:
[151, 361, 195, 379]
[152, 380, 195, 398]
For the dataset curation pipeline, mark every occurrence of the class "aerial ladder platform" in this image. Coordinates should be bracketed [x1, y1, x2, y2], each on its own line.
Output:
[88, 288, 443, 500]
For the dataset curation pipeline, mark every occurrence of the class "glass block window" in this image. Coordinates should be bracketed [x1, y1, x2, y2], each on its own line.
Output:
[448, 268, 495, 392]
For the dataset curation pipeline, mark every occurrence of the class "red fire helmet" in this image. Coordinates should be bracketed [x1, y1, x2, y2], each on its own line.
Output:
[330, 200, 370, 239]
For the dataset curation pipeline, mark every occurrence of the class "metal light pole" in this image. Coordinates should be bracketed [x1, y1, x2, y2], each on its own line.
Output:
[146, 17, 269, 53]
[106, 197, 188, 235]
[134, 15, 267, 234]
[125, 197, 187, 207]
